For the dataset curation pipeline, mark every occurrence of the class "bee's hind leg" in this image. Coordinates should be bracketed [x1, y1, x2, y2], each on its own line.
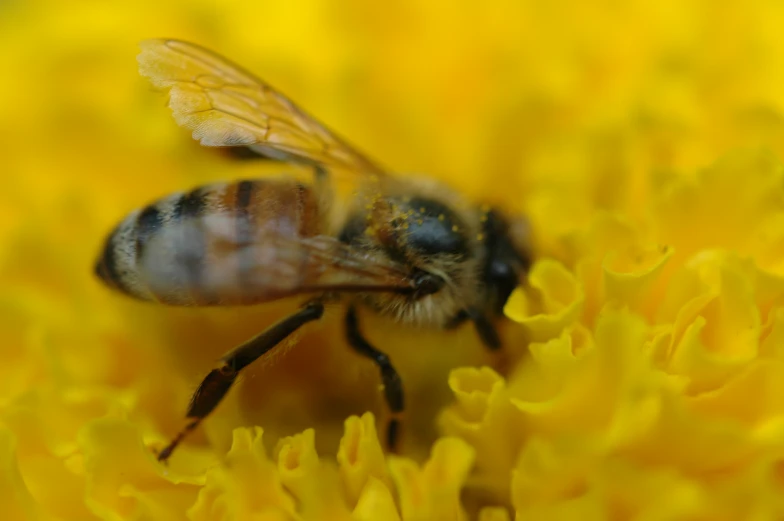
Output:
[344, 305, 405, 453]
[157, 300, 325, 463]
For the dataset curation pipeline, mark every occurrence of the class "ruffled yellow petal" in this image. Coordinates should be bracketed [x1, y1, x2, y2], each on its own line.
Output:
[564, 213, 673, 325]
[602, 243, 672, 314]
[583, 460, 705, 520]
[276, 430, 351, 520]
[652, 150, 784, 261]
[388, 438, 475, 521]
[79, 418, 202, 520]
[352, 477, 401, 521]
[688, 359, 784, 435]
[0, 428, 39, 521]
[660, 255, 762, 396]
[439, 367, 519, 497]
[510, 311, 654, 438]
[179, 417, 492, 521]
[761, 307, 784, 359]
[189, 427, 296, 521]
[504, 259, 584, 341]
[10, 1, 784, 519]
[337, 412, 391, 508]
[476, 507, 511, 521]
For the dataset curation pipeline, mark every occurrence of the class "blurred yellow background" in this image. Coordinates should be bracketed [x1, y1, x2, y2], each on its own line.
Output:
[5, 0, 784, 520]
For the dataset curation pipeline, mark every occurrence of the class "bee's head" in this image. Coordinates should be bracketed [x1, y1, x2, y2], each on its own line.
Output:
[340, 194, 473, 278]
[339, 194, 478, 324]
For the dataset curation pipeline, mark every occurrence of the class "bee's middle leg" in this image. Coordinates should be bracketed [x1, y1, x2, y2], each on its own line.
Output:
[157, 300, 324, 462]
[344, 305, 404, 452]
[466, 308, 501, 350]
[446, 308, 502, 350]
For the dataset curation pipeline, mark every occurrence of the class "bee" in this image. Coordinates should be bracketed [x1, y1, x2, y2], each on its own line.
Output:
[94, 39, 532, 462]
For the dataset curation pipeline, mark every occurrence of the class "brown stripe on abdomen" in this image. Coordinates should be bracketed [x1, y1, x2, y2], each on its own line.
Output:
[235, 180, 256, 244]
[234, 180, 258, 302]
[295, 182, 321, 236]
[223, 179, 322, 304]
[99, 177, 327, 307]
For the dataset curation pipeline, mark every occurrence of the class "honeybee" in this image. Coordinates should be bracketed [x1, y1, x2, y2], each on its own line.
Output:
[94, 39, 532, 462]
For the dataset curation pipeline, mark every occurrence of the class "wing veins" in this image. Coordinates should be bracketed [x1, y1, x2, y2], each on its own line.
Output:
[166, 40, 255, 83]
[200, 89, 269, 130]
[139, 38, 389, 175]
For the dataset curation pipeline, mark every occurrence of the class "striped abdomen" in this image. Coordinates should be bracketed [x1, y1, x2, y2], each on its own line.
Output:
[94, 178, 322, 306]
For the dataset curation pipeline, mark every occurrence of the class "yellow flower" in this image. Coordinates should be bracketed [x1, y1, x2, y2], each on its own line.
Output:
[495, 150, 784, 518]
[4, 0, 784, 520]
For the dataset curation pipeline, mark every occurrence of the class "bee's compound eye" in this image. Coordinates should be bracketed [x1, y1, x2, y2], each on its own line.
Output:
[396, 197, 468, 258]
[412, 270, 444, 298]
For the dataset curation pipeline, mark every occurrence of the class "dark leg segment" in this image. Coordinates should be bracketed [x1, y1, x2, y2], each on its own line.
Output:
[344, 306, 405, 452]
[466, 307, 502, 350]
[445, 308, 502, 351]
[444, 309, 469, 330]
[158, 301, 324, 462]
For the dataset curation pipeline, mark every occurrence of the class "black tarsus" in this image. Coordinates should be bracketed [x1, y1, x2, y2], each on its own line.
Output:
[387, 419, 401, 451]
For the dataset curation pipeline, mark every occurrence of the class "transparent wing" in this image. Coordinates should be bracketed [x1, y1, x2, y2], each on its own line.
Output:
[138, 211, 416, 306]
[137, 39, 387, 176]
